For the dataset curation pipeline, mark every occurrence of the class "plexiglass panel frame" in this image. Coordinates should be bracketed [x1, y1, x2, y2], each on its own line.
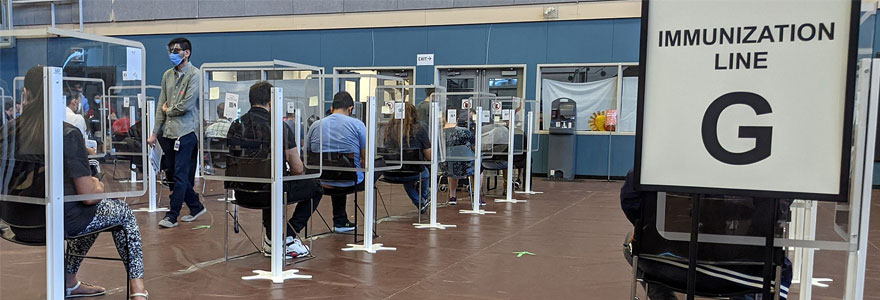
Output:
[0, 28, 149, 204]
[199, 60, 325, 184]
[320, 73, 406, 173]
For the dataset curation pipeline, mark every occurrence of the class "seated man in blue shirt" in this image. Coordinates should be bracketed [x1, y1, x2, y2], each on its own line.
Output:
[306, 91, 366, 233]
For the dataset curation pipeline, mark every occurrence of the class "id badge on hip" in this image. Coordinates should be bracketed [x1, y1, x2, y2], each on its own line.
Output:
[174, 138, 181, 152]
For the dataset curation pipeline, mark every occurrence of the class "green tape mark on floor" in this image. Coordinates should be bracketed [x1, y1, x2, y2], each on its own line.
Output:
[513, 251, 535, 258]
[192, 225, 211, 230]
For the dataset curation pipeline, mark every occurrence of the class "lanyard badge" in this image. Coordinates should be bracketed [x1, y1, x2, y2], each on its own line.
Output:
[174, 138, 181, 152]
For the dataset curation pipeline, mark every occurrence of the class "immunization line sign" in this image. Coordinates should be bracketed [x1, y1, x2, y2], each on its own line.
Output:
[633, 0, 860, 202]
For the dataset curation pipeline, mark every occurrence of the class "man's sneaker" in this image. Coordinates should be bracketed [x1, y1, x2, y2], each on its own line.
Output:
[334, 222, 356, 233]
[158, 217, 178, 228]
[448, 197, 457, 205]
[419, 199, 431, 214]
[263, 236, 310, 258]
[181, 208, 207, 222]
[287, 237, 310, 257]
[479, 200, 487, 207]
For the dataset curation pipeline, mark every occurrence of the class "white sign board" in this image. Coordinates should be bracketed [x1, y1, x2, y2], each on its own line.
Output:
[224, 93, 239, 119]
[635, 0, 857, 201]
[417, 54, 435, 66]
[123, 47, 142, 81]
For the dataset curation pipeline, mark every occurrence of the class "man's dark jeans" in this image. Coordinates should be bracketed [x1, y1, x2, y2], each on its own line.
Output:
[159, 132, 204, 221]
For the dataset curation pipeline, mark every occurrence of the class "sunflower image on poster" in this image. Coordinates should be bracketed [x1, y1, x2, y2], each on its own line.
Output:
[589, 110, 616, 131]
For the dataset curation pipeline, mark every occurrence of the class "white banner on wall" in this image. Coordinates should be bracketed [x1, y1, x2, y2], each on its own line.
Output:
[636, 0, 858, 201]
[541, 77, 617, 131]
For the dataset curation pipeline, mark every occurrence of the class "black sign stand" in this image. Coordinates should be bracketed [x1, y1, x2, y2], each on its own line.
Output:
[682, 195, 782, 300]
[685, 194, 700, 300]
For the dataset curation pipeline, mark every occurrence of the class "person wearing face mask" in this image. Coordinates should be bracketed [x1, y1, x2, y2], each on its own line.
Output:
[65, 89, 97, 155]
[147, 37, 207, 229]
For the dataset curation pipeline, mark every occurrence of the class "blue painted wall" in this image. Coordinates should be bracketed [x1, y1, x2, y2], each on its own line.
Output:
[0, 18, 642, 176]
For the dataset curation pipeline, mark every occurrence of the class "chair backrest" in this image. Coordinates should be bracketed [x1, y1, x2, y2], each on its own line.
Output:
[378, 147, 425, 175]
[306, 151, 358, 182]
[223, 154, 272, 193]
[0, 155, 49, 243]
[633, 193, 786, 297]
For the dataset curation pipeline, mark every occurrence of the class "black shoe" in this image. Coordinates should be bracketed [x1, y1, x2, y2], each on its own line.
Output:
[448, 197, 457, 205]
[419, 199, 431, 214]
[334, 222, 355, 233]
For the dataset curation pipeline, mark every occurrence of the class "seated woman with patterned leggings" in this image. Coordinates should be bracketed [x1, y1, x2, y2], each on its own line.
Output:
[0, 66, 148, 299]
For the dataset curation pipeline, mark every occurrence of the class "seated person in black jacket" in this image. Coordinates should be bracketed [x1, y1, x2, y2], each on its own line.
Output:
[225, 81, 323, 258]
[620, 170, 792, 300]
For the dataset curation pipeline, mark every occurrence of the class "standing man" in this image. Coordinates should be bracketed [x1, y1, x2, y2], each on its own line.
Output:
[148, 37, 207, 228]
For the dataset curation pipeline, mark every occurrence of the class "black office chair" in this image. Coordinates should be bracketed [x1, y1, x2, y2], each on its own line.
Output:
[377, 148, 428, 217]
[222, 154, 315, 263]
[0, 157, 133, 297]
[304, 151, 381, 243]
[109, 122, 144, 180]
[201, 137, 228, 197]
[627, 193, 788, 299]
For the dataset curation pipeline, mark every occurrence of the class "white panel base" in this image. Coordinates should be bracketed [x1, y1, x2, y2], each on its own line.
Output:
[494, 198, 527, 203]
[342, 243, 397, 253]
[241, 269, 312, 283]
[412, 223, 457, 229]
[459, 209, 496, 215]
[515, 191, 543, 195]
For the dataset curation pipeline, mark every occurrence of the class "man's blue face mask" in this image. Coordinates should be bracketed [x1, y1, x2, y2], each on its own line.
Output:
[169, 52, 184, 66]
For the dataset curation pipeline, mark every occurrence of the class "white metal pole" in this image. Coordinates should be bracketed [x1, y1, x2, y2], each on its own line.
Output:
[415, 101, 455, 229]
[461, 106, 494, 215]
[496, 108, 525, 203]
[844, 59, 880, 300]
[128, 104, 138, 182]
[516, 110, 541, 195]
[343, 93, 395, 253]
[242, 87, 311, 282]
[270, 88, 283, 279]
[45, 67, 65, 300]
[134, 99, 167, 212]
[295, 108, 302, 155]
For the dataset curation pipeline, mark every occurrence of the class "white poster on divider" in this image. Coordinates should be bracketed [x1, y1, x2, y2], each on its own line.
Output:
[635, 0, 857, 201]
[224, 93, 239, 119]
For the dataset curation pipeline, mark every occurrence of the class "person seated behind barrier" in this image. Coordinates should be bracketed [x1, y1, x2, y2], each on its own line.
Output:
[442, 110, 476, 206]
[206, 103, 232, 139]
[306, 91, 365, 233]
[619, 170, 791, 300]
[0, 66, 148, 299]
[226, 81, 323, 258]
[64, 89, 97, 155]
[112, 110, 132, 141]
[381, 102, 432, 212]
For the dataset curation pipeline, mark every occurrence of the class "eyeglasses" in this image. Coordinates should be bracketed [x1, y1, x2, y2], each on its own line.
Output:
[168, 48, 184, 54]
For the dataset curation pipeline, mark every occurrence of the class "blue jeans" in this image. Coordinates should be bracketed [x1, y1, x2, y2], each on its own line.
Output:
[159, 132, 204, 221]
[383, 169, 429, 208]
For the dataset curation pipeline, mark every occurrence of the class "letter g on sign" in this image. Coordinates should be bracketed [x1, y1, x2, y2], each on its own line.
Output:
[701, 92, 773, 165]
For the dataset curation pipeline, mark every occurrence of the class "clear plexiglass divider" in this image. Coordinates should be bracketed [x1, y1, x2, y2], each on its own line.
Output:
[447, 92, 498, 214]
[309, 73, 405, 253]
[198, 60, 322, 281]
[0, 27, 148, 299]
[199, 60, 325, 184]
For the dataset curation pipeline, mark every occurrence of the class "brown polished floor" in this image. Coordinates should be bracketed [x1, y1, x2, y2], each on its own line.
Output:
[1, 174, 880, 299]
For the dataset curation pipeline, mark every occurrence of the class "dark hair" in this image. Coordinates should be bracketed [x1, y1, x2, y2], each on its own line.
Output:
[64, 89, 77, 106]
[168, 37, 192, 55]
[216, 103, 225, 119]
[23, 66, 44, 103]
[332, 91, 354, 110]
[4, 100, 12, 111]
[425, 88, 435, 98]
[249, 81, 273, 106]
